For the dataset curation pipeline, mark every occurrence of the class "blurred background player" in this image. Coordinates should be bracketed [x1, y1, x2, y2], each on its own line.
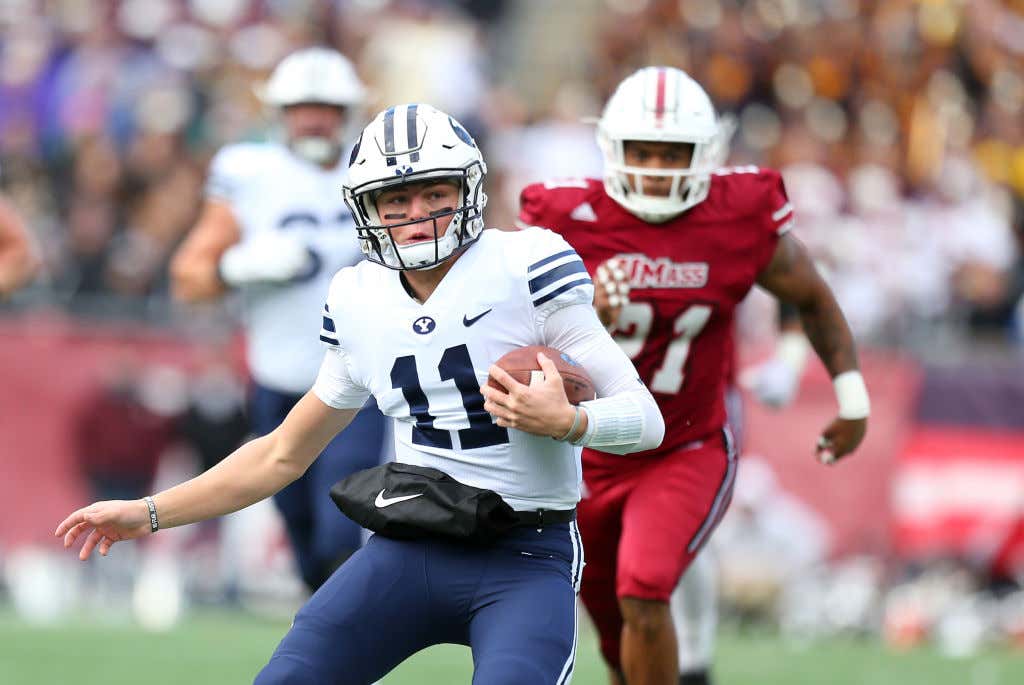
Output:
[170, 47, 387, 592]
[0, 176, 41, 299]
[520, 66, 870, 685]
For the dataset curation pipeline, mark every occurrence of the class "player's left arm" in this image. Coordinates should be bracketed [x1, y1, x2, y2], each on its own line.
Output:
[483, 304, 665, 455]
[0, 195, 41, 298]
[483, 228, 663, 453]
[756, 233, 869, 463]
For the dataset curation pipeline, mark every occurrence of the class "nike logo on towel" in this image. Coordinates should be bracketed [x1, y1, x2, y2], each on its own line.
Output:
[463, 309, 492, 327]
[374, 490, 425, 508]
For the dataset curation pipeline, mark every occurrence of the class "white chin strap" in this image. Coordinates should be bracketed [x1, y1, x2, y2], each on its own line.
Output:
[605, 163, 712, 223]
[394, 232, 460, 270]
[291, 136, 340, 165]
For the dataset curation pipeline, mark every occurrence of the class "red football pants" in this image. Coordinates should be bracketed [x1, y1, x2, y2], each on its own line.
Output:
[577, 429, 738, 670]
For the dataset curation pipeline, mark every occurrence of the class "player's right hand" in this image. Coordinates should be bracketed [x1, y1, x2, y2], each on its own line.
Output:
[815, 416, 867, 465]
[594, 258, 629, 329]
[55, 500, 153, 560]
[482, 353, 578, 440]
[219, 233, 317, 286]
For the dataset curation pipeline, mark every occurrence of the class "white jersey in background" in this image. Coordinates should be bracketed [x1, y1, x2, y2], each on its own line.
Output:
[314, 227, 627, 511]
[207, 142, 363, 393]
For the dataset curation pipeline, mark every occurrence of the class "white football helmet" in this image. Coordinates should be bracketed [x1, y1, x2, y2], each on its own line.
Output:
[597, 66, 728, 222]
[258, 47, 367, 165]
[343, 104, 487, 271]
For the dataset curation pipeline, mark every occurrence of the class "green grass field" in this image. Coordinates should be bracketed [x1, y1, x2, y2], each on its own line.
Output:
[2, 608, 1021, 684]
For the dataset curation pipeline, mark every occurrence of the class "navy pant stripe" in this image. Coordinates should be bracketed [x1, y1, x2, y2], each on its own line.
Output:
[556, 596, 579, 685]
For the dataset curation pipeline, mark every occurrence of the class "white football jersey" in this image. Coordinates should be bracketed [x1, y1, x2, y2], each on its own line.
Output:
[207, 142, 363, 393]
[314, 227, 595, 510]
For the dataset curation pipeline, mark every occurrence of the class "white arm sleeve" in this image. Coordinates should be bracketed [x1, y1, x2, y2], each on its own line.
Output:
[313, 347, 372, 409]
[543, 303, 665, 454]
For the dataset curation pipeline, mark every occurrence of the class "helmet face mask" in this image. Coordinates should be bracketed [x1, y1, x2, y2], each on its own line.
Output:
[259, 48, 367, 165]
[343, 105, 488, 271]
[281, 103, 350, 165]
[597, 66, 729, 223]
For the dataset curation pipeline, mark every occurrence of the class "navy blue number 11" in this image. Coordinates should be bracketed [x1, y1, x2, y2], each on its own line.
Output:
[390, 344, 509, 449]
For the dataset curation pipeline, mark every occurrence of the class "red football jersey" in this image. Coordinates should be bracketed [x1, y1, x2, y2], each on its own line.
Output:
[519, 170, 793, 454]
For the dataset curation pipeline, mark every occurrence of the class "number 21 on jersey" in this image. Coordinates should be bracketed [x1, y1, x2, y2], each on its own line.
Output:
[613, 303, 712, 394]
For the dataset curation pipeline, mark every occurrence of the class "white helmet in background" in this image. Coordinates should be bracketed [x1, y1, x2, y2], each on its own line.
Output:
[258, 47, 367, 164]
[597, 66, 727, 222]
[343, 104, 487, 271]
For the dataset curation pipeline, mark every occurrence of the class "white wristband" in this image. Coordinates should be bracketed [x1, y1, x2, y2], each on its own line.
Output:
[833, 370, 870, 419]
[578, 393, 644, 448]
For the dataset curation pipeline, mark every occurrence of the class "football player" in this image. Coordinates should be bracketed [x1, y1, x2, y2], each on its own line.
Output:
[57, 104, 666, 683]
[0, 180, 41, 299]
[519, 67, 869, 685]
[170, 47, 387, 591]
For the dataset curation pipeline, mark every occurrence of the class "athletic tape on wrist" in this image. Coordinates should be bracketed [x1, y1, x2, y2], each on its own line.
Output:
[833, 370, 870, 419]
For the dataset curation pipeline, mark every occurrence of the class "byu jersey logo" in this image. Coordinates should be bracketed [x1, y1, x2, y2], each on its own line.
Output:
[413, 316, 436, 334]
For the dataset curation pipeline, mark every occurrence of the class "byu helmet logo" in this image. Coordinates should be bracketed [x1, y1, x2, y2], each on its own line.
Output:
[413, 316, 436, 334]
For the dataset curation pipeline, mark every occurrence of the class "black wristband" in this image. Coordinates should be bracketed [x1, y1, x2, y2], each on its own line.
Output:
[144, 496, 159, 532]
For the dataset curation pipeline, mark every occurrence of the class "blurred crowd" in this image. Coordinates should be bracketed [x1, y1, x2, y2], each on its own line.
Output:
[0, 0, 1022, 349]
[2, 1, 1024, 654]
[495, 0, 1024, 348]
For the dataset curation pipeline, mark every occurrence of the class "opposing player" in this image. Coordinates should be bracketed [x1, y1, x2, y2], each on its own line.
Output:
[170, 47, 386, 591]
[0, 181, 41, 298]
[57, 104, 665, 683]
[520, 67, 869, 685]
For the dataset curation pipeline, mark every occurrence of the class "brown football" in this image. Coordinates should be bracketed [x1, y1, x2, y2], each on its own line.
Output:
[488, 345, 596, 405]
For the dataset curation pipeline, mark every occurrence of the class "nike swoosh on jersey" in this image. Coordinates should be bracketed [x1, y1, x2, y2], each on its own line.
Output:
[374, 489, 425, 508]
[462, 309, 493, 327]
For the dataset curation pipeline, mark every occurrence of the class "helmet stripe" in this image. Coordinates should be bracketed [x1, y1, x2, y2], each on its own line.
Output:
[671, 68, 682, 114]
[654, 67, 667, 127]
[406, 103, 420, 162]
[383, 106, 397, 166]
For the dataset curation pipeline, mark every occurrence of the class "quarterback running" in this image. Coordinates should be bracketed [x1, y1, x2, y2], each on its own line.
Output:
[58, 104, 666, 684]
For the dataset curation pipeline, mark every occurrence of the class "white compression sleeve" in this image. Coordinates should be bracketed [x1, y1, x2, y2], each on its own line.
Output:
[543, 304, 665, 454]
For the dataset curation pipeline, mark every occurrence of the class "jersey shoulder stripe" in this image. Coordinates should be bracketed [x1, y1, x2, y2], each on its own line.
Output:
[520, 232, 593, 309]
[320, 302, 339, 346]
[533, 276, 593, 307]
[528, 248, 577, 273]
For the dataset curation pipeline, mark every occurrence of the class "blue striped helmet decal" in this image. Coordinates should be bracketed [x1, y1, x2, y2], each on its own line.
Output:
[383, 106, 396, 166]
[406, 104, 419, 163]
